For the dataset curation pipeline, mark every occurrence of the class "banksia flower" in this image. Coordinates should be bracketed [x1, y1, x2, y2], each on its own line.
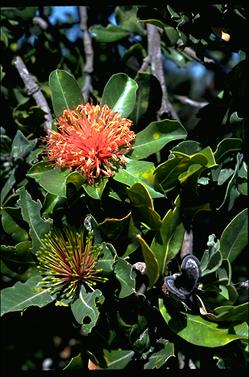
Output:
[36, 228, 107, 300]
[44, 103, 135, 184]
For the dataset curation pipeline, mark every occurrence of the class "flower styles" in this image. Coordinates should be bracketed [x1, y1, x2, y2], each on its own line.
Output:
[45, 103, 135, 184]
[36, 227, 107, 300]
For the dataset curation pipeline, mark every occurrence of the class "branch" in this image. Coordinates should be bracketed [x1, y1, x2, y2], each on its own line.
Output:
[180, 229, 193, 259]
[146, 24, 179, 121]
[175, 95, 208, 109]
[79, 6, 93, 102]
[182, 46, 214, 65]
[32, 16, 48, 30]
[13, 56, 52, 134]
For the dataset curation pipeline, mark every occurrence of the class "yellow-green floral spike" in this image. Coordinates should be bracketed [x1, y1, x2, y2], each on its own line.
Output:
[36, 227, 107, 300]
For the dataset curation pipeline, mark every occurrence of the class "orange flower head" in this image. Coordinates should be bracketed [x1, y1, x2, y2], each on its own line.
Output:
[45, 103, 135, 184]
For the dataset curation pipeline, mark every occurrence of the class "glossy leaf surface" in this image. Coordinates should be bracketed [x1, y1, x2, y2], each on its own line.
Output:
[101, 73, 138, 117]
[159, 299, 248, 347]
[0, 275, 53, 316]
[49, 69, 84, 116]
[71, 285, 104, 334]
[130, 119, 187, 160]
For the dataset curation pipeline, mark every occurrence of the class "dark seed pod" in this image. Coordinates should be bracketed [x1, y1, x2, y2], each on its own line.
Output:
[180, 254, 201, 294]
[162, 255, 201, 305]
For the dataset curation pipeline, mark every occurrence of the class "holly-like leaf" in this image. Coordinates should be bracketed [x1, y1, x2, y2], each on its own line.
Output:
[70, 285, 104, 334]
[220, 208, 248, 263]
[114, 258, 136, 298]
[0, 241, 33, 264]
[144, 339, 175, 369]
[96, 243, 116, 274]
[11, 129, 37, 160]
[27, 162, 71, 197]
[130, 119, 187, 160]
[159, 299, 248, 347]
[101, 349, 134, 369]
[49, 69, 84, 116]
[101, 73, 138, 118]
[17, 187, 52, 251]
[0, 275, 54, 316]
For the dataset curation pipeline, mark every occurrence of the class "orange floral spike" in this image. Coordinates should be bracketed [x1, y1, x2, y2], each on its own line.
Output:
[45, 103, 135, 184]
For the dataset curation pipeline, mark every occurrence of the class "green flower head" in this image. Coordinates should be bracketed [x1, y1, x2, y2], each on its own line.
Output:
[36, 227, 107, 300]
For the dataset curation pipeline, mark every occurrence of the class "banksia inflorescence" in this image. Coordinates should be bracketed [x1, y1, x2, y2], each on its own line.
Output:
[44, 103, 135, 184]
[36, 227, 107, 300]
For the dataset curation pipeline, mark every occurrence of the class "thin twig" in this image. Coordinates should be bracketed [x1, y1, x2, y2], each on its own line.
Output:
[79, 6, 93, 102]
[182, 46, 214, 65]
[32, 16, 48, 30]
[13, 56, 52, 134]
[175, 95, 208, 109]
[146, 24, 179, 121]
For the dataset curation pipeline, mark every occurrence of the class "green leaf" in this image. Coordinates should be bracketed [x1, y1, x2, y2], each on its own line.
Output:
[200, 234, 222, 277]
[63, 353, 84, 370]
[164, 26, 179, 46]
[151, 196, 184, 275]
[0, 275, 54, 316]
[0, 169, 16, 205]
[98, 213, 131, 243]
[101, 73, 138, 118]
[0, 242, 33, 264]
[27, 162, 77, 197]
[90, 24, 129, 43]
[214, 138, 243, 163]
[217, 153, 243, 211]
[144, 339, 175, 369]
[49, 69, 84, 116]
[159, 299, 248, 347]
[17, 187, 52, 251]
[136, 234, 159, 287]
[172, 140, 202, 154]
[70, 285, 104, 334]
[220, 208, 248, 263]
[102, 349, 134, 369]
[1, 208, 29, 242]
[115, 6, 145, 34]
[129, 72, 161, 123]
[154, 147, 216, 193]
[207, 303, 249, 322]
[127, 183, 162, 230]
[96, 243, 116, 274]
[82, 179, 108, 200]
[11, 130, 37, 160]
[114, 258, 136, 298]
[42, 193, 61, 217]
[113, 158, 164, 199]
[130, 119, 187, 160]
